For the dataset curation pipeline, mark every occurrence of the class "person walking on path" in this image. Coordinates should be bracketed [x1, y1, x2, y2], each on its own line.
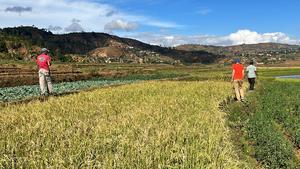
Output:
[37, 48, 53, 96]
[246, 60, 257, 91]
[231, 58, 245, 102]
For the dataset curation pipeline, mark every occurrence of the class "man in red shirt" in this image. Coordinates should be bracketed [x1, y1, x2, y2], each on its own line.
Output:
[231, 58, 245, 102]
[37, 48, 53, 96]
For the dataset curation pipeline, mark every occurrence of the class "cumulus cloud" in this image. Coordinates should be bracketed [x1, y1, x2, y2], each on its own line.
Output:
[228, 30, 299, 45]
[64, 19, 84, 32]
[71, 18, 81, 23]
[5, 6, 32, 14]
[105, 10, 117, 17]
[126, 29, 300, 47]
[64, 23, 84, 32]
[104, 19, 138, 33]
[48, 25, 63, 32]
[127, 33, 229, 47]
[0, 0, 178, 33]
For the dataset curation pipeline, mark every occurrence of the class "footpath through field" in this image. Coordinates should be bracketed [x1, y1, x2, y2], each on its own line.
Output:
[228, 77, 300, 169]
[0, 81, 249, 168]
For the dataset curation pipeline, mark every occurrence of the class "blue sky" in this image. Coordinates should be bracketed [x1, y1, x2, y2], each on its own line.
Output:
[101, 0, 300, 36]
[0, 0, 300, 46]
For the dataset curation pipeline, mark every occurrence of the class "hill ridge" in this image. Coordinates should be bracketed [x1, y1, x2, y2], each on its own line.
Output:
[0, 26, 222, 64]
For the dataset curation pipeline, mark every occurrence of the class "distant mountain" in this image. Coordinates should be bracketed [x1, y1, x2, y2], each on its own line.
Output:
[0, 26, 223, 64]
[176, 43, 300, 64]
[176, 43, 300, 53]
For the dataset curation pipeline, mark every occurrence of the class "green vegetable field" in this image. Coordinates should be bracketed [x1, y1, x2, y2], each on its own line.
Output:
[0, 73, 182, 102]
[0, 80, 137, 102]
[228, 77, 300, 169]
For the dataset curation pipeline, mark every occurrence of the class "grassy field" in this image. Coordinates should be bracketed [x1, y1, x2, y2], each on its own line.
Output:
[2, 63, 300, 168]
[259, 67, 300, 77]
[0, 81, 249, 168]
[227, 74, 300, 168]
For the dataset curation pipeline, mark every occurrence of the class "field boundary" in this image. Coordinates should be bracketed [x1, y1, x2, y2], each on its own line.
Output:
[219, 96, 261, 169]
[0, 75, 187, 107]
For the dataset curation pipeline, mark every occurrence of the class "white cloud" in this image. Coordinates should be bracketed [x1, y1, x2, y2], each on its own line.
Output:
[126, 29, 300, 47]
[5, 6, 32, 14]
[197, 8, 212, 15]
[48, 25, 62, 31]
[64, 19, 84, 32]
[104, 19, 138, 33]
[143, 20, 181, 28]
[0, 0, 113, 32]
[228, 30, 299, 45]
[0, 0, 179, 33]
[105, 10, 116, 17]
[126, 33, 231, 47]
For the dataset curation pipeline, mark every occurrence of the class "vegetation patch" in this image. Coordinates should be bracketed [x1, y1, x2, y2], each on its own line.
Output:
[0, 81, 250, 168]
[226, 79, 300, 169]
[0, 72, 183, 103]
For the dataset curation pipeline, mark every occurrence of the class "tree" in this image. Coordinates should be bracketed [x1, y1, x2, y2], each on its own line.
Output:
[0, 40, 7, 53]
[56, 49, 71, 62]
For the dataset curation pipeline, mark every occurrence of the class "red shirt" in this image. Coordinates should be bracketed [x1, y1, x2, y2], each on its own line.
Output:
[37, 53, 51, 70]
[232, 63, 244, 80]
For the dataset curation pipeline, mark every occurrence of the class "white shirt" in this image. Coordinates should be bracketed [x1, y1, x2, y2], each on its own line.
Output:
[246, 65, 257, 78]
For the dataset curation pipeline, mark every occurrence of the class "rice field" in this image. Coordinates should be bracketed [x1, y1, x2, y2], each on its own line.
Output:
[0, 81, 249, 168]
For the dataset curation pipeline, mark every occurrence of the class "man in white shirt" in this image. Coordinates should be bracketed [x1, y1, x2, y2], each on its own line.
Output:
[246, 60, 257, 91]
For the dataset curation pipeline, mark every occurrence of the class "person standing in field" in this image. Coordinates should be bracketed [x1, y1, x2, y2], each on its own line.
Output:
[246, 60, 257, 91]
[37, 48, 53, 96]
[231, 58, 245, 102]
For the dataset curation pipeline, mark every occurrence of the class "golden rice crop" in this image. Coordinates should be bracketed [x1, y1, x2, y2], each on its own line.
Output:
[0, 81, 249, 168]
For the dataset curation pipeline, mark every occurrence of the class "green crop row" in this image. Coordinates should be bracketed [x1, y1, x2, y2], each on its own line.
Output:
[259, 68, 300, 77]
[247, 109, 296, 168]
[258, 79, 300, 148]
[0, 73, 183, 102]
[227, 79, 300, 169]
[0, 80, 137, 102]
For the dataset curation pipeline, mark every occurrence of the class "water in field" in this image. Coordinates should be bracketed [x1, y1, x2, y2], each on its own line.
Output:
[276, 75, 300, 79]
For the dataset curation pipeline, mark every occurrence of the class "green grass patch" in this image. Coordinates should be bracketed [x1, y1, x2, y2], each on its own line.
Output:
[227, 79, 300, 169]
[259, 68, 300, 77]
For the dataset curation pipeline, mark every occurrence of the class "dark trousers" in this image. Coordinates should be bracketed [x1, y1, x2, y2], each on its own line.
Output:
[248, 78, 256, 90]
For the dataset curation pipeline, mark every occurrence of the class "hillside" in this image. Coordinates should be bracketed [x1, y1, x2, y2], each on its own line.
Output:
[0, 26, 223, 64]
[176, 43, 300, 64]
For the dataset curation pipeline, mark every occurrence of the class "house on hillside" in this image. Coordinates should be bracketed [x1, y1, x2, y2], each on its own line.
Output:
[138, 58, 144, 64]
